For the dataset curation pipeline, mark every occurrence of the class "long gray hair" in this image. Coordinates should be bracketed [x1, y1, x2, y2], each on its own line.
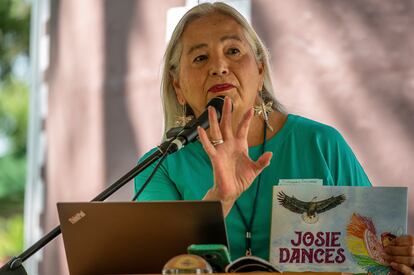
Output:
[161, 2, 284, 139]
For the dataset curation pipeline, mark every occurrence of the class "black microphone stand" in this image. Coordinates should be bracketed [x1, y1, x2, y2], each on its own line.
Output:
[0, 96, 225, 275]
[0, 141, 175, 275]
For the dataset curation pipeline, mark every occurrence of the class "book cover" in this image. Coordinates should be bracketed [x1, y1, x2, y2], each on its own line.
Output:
[269, 186, 407, 274]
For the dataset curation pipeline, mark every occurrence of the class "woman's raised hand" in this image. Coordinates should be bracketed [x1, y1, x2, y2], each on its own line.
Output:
[199, 97, 272, 216]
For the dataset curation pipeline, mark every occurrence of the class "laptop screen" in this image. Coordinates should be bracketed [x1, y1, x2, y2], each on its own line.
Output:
[57, 201, 228, 275]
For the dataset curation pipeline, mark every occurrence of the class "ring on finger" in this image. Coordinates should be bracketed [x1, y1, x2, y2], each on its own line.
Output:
[211, 139, 224, 146]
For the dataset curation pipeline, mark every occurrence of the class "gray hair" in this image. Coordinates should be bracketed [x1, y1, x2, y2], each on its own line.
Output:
[161, 2, 284, 139]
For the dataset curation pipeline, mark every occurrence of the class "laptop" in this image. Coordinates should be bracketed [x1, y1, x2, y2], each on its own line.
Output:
[57, 201, 228, 275]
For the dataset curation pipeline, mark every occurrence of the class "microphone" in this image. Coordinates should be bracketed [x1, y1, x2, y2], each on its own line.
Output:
[132, 96, 226, 202]
[162, 96, 226, 153]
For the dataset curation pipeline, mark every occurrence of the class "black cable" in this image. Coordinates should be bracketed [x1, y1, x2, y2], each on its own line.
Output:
[131, 141, 173, 201]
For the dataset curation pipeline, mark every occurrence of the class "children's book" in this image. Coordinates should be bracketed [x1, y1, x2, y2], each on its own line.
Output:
[269, 186, 407, 274]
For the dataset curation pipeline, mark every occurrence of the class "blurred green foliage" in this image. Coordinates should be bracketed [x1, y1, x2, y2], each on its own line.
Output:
[0, 0, 30, 263]
[0, 154, 26, 217]
[0, 215, 23, 259]
[0, 79, 29, 157]
[0, 0, 30, 80]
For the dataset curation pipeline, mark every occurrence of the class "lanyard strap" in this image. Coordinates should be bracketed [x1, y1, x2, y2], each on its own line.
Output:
[234, 125, 267, 256]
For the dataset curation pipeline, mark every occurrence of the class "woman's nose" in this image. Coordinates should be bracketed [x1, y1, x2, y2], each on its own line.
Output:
[209, 56, 229, 76]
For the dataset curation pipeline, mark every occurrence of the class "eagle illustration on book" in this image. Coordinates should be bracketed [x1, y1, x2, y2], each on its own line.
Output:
[346, 213, 396, 275]
[277, 191, 345, 224]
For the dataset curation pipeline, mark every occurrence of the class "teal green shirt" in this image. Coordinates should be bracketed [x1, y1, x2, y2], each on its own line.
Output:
[134, 114, 371, 260]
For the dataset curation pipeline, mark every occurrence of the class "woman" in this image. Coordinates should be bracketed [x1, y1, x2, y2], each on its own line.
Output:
[135, 2, 414, 274]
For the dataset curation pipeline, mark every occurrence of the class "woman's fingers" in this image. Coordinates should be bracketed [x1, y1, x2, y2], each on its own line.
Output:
[390, 261, 413, 275]
[384, 236, 414, 275]
[198, 126, 216, 157]
[385, 254, 414, 268]
[236, 108, 254, 140]
[254, 152, 273, 173]
[220, 96, 233, 140]
[209, 97, 252, 143]
[385, 245, 414, 258]
[208, 106, 222, 142]
[394, 235, 414, 247]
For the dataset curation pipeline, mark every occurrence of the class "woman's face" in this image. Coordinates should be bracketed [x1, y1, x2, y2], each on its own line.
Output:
[173, 12, 264, 119]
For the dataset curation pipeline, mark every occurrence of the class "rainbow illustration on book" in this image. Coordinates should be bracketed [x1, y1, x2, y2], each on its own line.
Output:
[346, 213, 395, 275]
[269, 185, 407, 273]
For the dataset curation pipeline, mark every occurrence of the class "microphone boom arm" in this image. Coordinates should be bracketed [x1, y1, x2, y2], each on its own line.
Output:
[0, 147, 166, 274]
[0, 96, 226, 274]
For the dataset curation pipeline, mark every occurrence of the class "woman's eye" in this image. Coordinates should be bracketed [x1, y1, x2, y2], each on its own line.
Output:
[227, 48, 240, 55]
[193, 55, 207, 63]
